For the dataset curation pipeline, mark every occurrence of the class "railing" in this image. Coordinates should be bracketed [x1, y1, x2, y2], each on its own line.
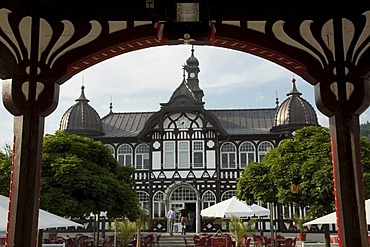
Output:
[42, 244, 65, 247]
[302, 243, 338, 247]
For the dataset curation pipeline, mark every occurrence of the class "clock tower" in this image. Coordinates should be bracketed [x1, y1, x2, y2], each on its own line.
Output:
[184, 46, 204, 102]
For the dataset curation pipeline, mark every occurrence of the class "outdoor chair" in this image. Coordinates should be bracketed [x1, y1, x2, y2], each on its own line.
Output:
[142, 234, 155, 247]
[43, 239, 52, 244]
[225, 234, 233, 247]
[54, 236, 65, 244]
[184, 237, 194, 247]
[102, 236, 114, 247]
[253, 234, 264, 247]
[241, 237, 251, 247]
[263, 236, 271, 247]
[65, 238, 77, 247]
[292, 237, 297, 246]
[283, 238, 294, 247]
[153, 233, 161, 247]
[131, 238, 138, 247]
[196, 237, 208, 247]
[193, 234, 200, 246]
[241, 235, 252, 247]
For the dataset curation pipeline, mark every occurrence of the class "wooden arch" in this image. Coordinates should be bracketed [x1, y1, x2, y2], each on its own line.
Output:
[1, 2, 370, 246]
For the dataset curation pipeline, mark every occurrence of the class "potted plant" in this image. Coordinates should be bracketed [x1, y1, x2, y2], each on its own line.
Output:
[293, 214, 311, 241]
[134, 208, 150, 247]
[228, 215, 256, 247]
[114, 219, 136, 247]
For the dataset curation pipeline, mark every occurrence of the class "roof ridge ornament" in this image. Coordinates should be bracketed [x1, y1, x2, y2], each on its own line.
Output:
[178, 33, 195, 44]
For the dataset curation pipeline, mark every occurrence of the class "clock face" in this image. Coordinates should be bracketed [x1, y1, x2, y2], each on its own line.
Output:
[190, 72, 196, 78]
[176, 116, 191, 129]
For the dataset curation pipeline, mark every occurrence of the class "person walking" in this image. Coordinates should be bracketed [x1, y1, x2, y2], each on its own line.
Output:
[179, 207, 190, 235]
[167, 207, 176, 236]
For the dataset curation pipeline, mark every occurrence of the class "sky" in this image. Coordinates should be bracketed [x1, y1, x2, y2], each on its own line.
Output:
[1, 45, 370, 148]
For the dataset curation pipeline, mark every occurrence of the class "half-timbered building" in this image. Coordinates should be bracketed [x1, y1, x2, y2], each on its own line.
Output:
[59, 47, 319, 234]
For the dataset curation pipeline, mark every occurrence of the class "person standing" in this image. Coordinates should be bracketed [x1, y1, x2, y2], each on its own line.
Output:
[179, 207, 190, 235]
[167, 207, 176, 236]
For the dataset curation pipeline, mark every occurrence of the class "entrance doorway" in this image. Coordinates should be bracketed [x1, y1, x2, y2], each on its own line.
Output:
[185, 202, 196, 232]
[167, 183, 199, 233]
[170, 202, 196, 233]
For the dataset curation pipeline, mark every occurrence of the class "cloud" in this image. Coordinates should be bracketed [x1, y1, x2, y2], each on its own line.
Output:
[0, 45, 368, 146]
[255, 92, 265, 103]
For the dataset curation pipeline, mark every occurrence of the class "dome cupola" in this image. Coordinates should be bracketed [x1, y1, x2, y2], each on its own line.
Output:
[59, 86, 104, 136]
[271, 78, 319, 132]
[186, 46, 199, 68]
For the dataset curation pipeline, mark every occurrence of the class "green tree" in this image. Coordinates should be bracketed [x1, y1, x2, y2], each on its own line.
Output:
[41, 130, 140, 220]
[360, 121, 370, 141]
[236, 162, 277, 205]
[237, 126, 370, 218]
[0, 143, 12, 195]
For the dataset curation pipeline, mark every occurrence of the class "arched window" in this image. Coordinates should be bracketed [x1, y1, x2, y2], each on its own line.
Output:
[153, 191, 165, 218]
[135, 144, 150, 170]
[137, 191, 150, 210]
[239, 142, 255, 168]
[170, 185, 197, 201]
[221, 190, 236, 201]
[202, 191, 216, 209]
[258, 141, 274, 162]
[220, 142, 236, 169]
[117, 144, 132, 166]
[104, 144, 115, 158]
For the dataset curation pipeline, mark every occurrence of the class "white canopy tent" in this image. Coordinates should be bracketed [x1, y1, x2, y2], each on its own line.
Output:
[304, 198, 370, 226]
[200, 196, 270, 218]
[0, 195, 83, 231]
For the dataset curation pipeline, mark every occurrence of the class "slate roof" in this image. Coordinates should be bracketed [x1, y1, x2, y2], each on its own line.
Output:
[101, 112, 155, 138]
[210, 109, 276, 135]
[100, 108, 276, 138]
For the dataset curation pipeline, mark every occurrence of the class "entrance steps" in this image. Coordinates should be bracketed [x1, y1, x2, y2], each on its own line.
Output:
[156, 233, 194, 247]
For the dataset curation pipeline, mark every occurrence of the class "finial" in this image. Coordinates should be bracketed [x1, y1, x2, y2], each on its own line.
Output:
[76, 83, 89, 102]
[275, 90, 279, 107]
[287, 75, 302, 96]
[109, 95, 113, 113]
[191, 44, 194, 56]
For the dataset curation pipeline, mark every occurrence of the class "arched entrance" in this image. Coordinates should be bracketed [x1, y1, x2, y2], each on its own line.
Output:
[1, 2, 370, 246]
[165, 182, 200, 233]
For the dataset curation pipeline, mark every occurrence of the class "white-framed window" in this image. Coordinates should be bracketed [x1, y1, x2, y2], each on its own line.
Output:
[258, 141, 274, 162]
[221, 190, 236, 201]
[239, 142, 255, 168]
[153, 191, 165, 218]
[220, 142, 236, 169]
[135, 144, 150, 170]
[170, 185, 197, 201]
[178, 141, 190, 168]
[164, 141, 175, 168]
[193, 141, 204, 168]
[138, 191, 150, 211]
[117, 144, 132, 166]
[202, 191, 216, 209]
[104, 144, 115, 157]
